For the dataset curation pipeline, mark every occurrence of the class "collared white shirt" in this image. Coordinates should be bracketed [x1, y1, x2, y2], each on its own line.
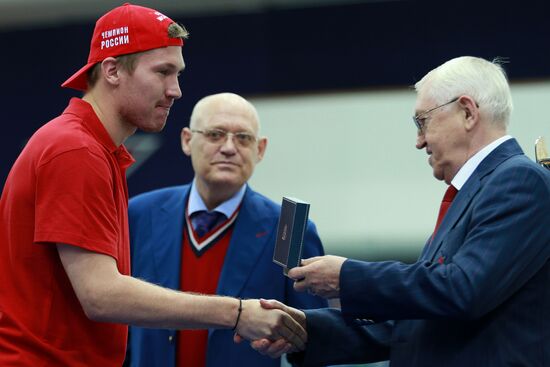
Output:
[451, 135, 512, 190]
[187, 180, 246, 227]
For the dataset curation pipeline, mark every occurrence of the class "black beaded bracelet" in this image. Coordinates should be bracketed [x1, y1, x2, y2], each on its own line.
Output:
[232, 298, 242, 331]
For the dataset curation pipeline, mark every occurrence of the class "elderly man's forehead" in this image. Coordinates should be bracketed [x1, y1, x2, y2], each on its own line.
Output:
[414, 92, 432, 113]
[199, 97, 258, 123]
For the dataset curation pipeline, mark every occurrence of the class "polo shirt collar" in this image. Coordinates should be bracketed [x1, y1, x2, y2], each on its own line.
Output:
[63, 98, 134, 168]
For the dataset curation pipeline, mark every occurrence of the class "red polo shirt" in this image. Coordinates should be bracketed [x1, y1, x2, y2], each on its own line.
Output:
[0, 98, 134, 366]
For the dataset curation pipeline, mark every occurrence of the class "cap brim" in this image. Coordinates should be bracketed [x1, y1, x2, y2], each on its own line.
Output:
[61, 62, 96, 91]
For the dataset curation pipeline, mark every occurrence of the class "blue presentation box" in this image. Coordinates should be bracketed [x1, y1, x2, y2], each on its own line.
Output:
[273, 197, 310, 275]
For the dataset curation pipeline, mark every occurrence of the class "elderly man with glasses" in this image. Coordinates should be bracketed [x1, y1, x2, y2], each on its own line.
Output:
[251, 56, 550, 367]
[125, 92, 327, 367]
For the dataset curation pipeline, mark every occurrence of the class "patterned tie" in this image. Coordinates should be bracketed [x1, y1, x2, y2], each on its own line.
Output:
[432, 185, 458, 238]
[193, 211, 225, 237]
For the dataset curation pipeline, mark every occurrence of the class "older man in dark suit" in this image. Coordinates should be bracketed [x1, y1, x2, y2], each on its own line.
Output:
[253, 56, 550, 367]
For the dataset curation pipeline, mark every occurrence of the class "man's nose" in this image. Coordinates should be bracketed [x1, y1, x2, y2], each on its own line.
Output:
[220, 134, 237, 154]
[416, 131, 426, 150]
[167, 77, 182, 100]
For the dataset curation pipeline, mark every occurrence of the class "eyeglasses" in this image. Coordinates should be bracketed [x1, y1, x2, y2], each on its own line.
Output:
[412, 97, 459, 133]
[191, 128, 257, 148]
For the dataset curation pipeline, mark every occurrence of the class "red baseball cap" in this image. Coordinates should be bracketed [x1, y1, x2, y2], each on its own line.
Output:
[62, 2, 185, 91]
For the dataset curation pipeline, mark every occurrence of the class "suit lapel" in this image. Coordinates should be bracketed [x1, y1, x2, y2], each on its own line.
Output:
[425, 181, 480, 260]
[151, 186, 189, 289]
[216, 188, 274, 297]
[424, 139, 524, 261]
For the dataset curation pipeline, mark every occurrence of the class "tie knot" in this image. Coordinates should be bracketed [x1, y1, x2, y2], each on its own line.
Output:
[443, 185, 458, 203]
[193, 210, 225, 237]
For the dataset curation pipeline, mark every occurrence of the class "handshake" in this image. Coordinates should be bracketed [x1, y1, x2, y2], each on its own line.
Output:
[233, 255, 347, 359]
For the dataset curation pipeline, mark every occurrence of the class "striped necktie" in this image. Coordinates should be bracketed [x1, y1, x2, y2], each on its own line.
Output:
[193, 211, 225, 237]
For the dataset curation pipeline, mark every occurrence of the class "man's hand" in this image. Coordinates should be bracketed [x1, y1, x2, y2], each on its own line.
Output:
[235, 299, 307, 358]
[288, 255, 347, 299]
[234, 299, 307, 351]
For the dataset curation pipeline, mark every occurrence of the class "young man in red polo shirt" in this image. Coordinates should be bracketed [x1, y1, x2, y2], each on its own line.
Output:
[0, 4, 305, 366]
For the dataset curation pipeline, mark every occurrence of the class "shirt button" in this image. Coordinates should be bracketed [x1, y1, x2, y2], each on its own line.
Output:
[168, 335, 174, 343]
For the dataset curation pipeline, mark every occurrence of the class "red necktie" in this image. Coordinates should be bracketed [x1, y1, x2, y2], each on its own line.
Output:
[432, 185, 458, 238]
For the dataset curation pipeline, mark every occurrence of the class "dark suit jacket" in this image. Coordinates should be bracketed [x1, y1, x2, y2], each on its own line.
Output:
[293, 139, 550, 367]
[126, 185, 327, 367]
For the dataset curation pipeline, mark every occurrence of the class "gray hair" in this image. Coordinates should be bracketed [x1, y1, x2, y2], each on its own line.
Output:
[415, 56, 513, 127]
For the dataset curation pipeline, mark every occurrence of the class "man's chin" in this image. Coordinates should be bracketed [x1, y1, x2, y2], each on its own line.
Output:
[432, 168, 444, 182]
[208, 176, 244, 189]
[140, 121, 167, 133]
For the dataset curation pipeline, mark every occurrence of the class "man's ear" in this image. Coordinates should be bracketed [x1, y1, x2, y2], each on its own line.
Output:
[101, 57, 121, 87]
[181, 127, 193, 156]
[459, 95, 480, 131]
[255, 137, 268, 163]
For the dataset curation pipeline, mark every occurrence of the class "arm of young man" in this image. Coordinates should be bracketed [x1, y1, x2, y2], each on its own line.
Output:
[57, 243, 306, 348]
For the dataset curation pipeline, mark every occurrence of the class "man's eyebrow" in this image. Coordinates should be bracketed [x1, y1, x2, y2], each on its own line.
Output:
[155, 62, 185, 72]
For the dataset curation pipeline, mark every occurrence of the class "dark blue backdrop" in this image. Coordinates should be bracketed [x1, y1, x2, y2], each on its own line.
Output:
[2, 1, 548, 197]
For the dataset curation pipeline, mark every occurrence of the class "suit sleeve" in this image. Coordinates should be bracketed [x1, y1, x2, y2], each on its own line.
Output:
[339, 162, 550, 320]
[125, 194, 149, 367]
[127, 194, 152, 262]
[287, 309, 391, 366]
